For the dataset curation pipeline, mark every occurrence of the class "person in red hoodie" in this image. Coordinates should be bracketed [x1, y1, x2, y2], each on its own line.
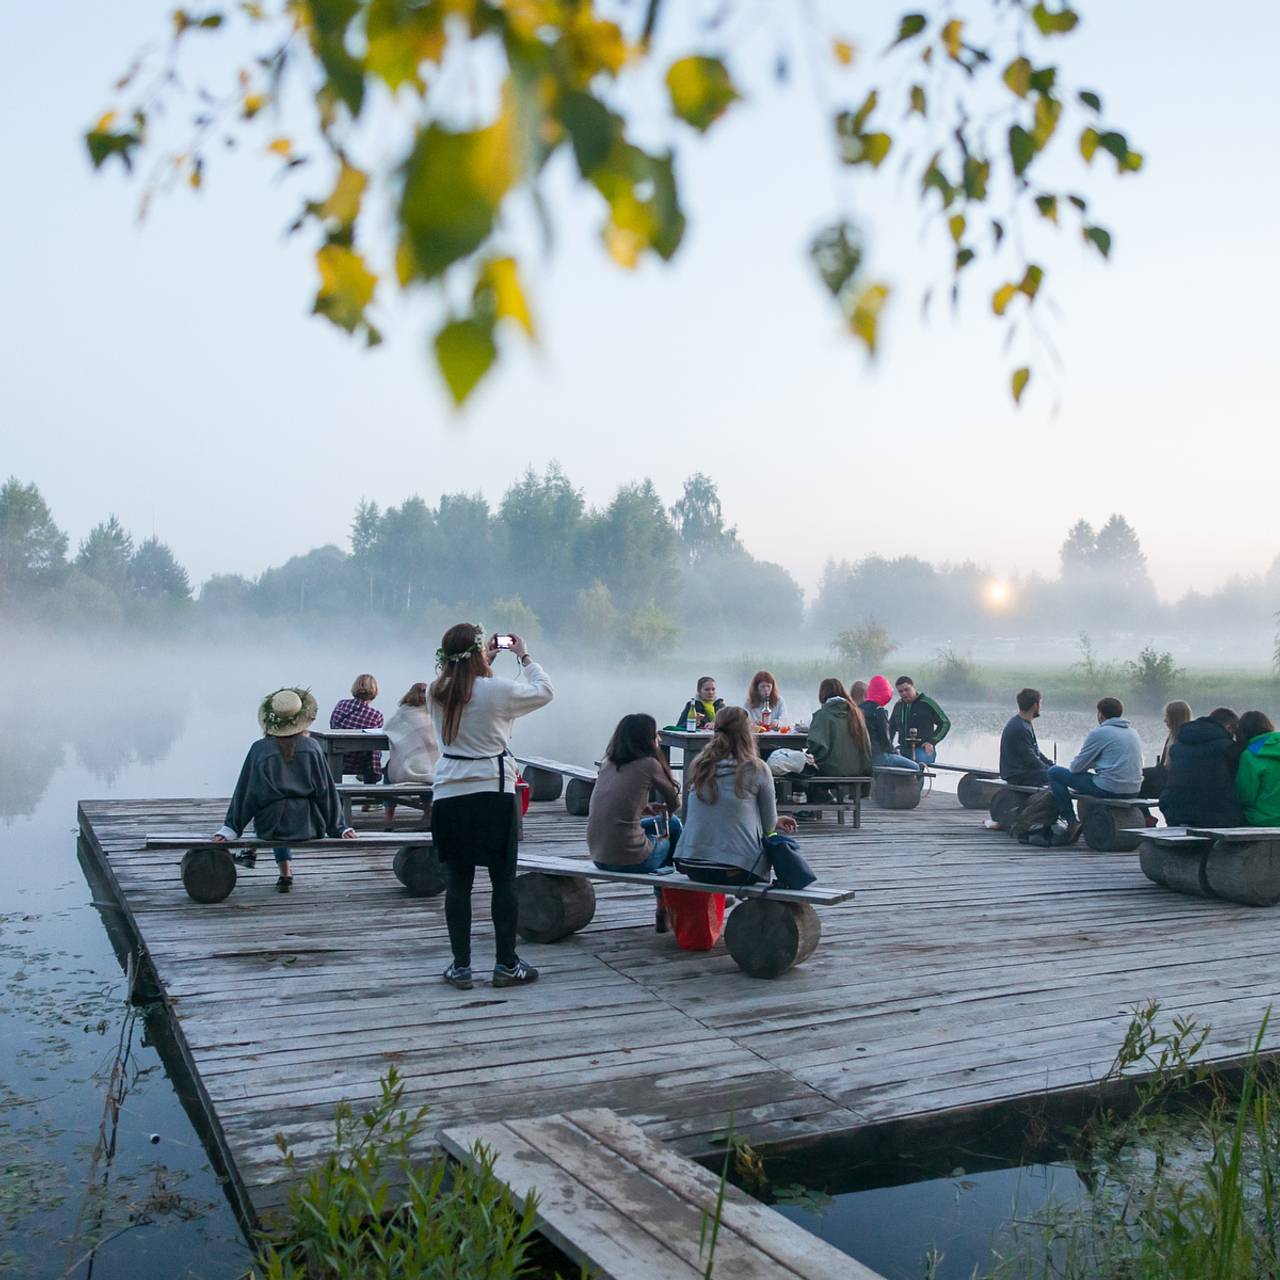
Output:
[853, 676, 922, 771]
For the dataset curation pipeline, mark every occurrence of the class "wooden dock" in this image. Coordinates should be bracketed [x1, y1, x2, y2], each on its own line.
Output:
[76, 792, 1280, 1245]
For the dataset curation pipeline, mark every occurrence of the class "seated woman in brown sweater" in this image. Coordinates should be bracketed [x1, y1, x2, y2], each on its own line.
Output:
[587, 713, 682, 879]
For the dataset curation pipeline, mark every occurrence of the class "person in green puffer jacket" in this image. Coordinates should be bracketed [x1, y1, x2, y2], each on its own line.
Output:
[1236, 712, 1280, 827]
[804, 678, 873, 787]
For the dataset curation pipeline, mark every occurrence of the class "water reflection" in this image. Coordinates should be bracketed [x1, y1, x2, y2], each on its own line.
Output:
[0, 734, 64, 822]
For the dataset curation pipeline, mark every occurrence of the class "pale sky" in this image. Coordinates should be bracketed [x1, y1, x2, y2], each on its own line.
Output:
[3, 1, 1278, 601]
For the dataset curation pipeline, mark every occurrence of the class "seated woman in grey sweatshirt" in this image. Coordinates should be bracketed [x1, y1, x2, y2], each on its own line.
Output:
[675, 707, 799, 887]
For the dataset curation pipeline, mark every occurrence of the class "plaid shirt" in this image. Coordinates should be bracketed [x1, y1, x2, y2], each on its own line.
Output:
[329, 698, 384, 777]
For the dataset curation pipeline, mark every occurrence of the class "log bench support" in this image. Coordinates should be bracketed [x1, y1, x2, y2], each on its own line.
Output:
[512, 854, 854, 979]
[521, 764, 564, 803]
[957, 772, 1003, 809]
[1140, 830, 1280, 906]
[986, 785, 1154, 852]
[872, 767, 930, 811]
[515, 755, 598, 815]
[564, 777, 595, 817]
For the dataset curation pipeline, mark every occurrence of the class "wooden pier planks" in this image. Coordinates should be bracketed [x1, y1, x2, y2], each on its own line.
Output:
[440, 1108, 883, 1279]
[77, 791, 1280, 1231]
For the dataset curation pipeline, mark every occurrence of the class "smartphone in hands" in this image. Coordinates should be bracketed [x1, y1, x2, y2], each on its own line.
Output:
[495, 634, 516, 650]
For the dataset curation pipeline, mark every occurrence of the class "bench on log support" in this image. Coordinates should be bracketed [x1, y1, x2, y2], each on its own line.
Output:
[440, 1108, 884, 1280]
[872, 766, 934, 811]
[513, 852, 855, 978]
[774, 775, 870, 828]
[144, 832, 441, 902]
[1138, 827, 1280, 906]
[986, 784, 1157, 852]
[931, 763, 1002, 809]
[336, 781, 433, 828]
[515, 755, 599, 815]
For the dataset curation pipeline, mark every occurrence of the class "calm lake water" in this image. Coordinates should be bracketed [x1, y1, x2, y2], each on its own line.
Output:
[0, 637, 1176, 1278]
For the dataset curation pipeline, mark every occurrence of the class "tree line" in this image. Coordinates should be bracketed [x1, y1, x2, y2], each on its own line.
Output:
[2, 472, 1276, 658]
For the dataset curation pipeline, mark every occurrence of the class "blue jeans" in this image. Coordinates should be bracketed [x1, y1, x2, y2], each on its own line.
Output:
[273, 847, 292, 866]
[1047, 767, 1138, 822]
[593, 815, 682, 875]
[908, 744, 937, 765]
[875, 752, 922, 772]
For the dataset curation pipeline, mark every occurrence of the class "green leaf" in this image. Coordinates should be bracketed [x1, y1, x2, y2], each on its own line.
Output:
[1019, 263, 1044, 298]
[1011, 366, 1031, 404]
[948, 213, 966, 244]
[665, 56, 739, 132]
[909, 83, 927, 115]
[1079, 126, 1099, 162]
[1067, 194, 1087, 211]
[1083, 225, 1112, 257]
[1029, 65, 1057, 94]
[890, 13, 928, 48]
[400, 107, 520, 281]
[1002, 57, 1031, 97]
[84, 111, 143, 172]
[474, 256, 535, 338]
[1008, 125, 1034, 178]
[312, 243, 377, 333]
[1032, 96, 1062, 148]
[962, 155, 989, 200]
[954, 247, 975, 271]
[1031, 4, 1079, 35]
[1078, 89, 1102, 113]
[810, 221, 863, 297]
[434, 318, 497, 406]
[852, 89, 879, 133]
[558, 91, 614, 177]
[1034, 194, 1058, 224]
[317, 159, 367, 225]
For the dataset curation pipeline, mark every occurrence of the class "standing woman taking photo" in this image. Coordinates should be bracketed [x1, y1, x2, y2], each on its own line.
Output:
[430, 625, 554, 991]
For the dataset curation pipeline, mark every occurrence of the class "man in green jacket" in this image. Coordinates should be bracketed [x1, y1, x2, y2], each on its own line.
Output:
[891, 676, 951, 765]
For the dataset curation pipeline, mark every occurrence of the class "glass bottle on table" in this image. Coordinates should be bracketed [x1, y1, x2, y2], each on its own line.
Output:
[760, 703, 771, 731]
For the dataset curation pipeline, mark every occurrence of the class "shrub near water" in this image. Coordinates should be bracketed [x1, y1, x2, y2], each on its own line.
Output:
[254, 1070, 541, 1280]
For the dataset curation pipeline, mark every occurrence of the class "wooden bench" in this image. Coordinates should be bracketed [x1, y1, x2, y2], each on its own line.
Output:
[932, 762, 1002, 809]
[515, 755, 599, 815]
[871, 765, 935, 810]
[440, 1108, 883, 1280]
[337, 781, 433, 828]
[774, 775, 870, 827]
[513, 852, 855, 978]
[1138, 826, 1280, 906]
[986, 783, 1158, 851]
[145, 831, 442, 902]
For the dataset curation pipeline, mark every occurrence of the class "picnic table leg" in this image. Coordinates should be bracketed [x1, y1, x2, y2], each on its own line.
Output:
[1079, 800, 1147, 852]
[516, 872, 596, 943]
[724, 898, 821, 978]
[393, 845, 446, 896]
[182, 846, 237, 903]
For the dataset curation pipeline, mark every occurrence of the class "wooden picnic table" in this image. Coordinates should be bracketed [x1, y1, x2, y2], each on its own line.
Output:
[309, 726, 390, 781]
[658, 728, 806, 786]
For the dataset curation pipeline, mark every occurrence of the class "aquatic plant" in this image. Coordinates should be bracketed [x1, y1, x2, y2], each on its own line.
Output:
[253, 1069, 541, 1280]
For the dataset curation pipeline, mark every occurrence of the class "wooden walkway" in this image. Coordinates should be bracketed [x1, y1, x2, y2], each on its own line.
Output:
[441, 1108, 880, 1279]
[77, 792, 1280, 1240]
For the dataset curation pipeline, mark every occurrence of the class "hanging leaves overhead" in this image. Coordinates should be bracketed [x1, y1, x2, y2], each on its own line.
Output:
[84, 1, 1143, 407]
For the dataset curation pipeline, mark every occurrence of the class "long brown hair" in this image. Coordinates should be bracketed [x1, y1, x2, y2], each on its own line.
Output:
[274, 733, 302, 762]
[744, 670, 782, 709]
[400, 682, 429, 708]
[817, 677, 871, 757]
[429, 623, 492, 745]
[687, 706, 761, 805]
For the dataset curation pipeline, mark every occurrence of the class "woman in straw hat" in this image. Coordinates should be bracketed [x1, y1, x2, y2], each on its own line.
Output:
[212, 687, 355, 892]
[430, 624, 553, 990]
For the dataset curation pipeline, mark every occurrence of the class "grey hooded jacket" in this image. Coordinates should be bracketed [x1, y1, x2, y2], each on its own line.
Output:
[1068, 717, 1144, 794]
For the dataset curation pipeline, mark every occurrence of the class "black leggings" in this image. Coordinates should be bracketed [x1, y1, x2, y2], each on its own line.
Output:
[444, 858, 518, 969]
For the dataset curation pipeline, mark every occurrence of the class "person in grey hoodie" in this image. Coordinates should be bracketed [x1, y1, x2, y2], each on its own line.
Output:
[1047, 696, 1143, 837]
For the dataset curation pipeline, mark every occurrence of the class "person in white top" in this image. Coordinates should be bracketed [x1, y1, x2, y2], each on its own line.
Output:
[742, 669, 788, 728]
[381, 682, 440, 830]
[429, 624, 553, 991]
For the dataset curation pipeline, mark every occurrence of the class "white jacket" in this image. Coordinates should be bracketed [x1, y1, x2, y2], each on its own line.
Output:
[430, 661, 554, 800]
[384, 704, 440, 784]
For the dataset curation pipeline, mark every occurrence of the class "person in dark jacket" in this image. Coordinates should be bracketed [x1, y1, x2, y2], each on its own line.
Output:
[213, 687, 355, 892]
[853, 677, 920, 770]
[1000, 687, 1053, 786]
[1159, 707, 1243, 828]
[675, 676, 724, 730]
[891, 676, 951, 764]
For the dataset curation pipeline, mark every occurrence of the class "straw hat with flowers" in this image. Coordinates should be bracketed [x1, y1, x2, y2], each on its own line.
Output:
[257, 687, 318, 737]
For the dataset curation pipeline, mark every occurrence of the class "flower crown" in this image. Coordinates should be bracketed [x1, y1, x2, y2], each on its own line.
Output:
[435, 628, 485, 671]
